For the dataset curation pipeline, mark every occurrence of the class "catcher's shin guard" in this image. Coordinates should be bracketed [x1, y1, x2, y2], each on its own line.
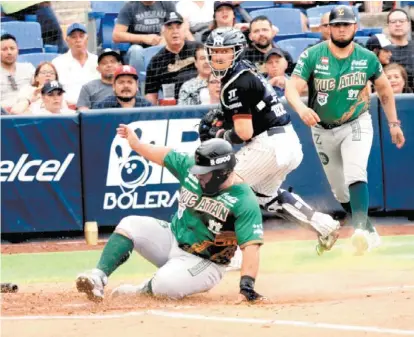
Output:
[260, 189, 340, 253]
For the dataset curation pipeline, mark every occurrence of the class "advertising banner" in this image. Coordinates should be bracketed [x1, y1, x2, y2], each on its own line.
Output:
[1, 116, 83, 233]
[80, 106, 210, 226]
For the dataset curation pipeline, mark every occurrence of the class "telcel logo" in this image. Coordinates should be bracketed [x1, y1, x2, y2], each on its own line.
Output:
[0, 153, 74, 182]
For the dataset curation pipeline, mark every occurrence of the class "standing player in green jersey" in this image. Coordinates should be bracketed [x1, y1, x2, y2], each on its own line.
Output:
[286, 5, 405, 255]
[76, 128, 265, 303]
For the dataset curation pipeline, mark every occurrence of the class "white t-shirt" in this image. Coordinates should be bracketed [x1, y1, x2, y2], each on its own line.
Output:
[0, 62, 35, 108]
[35, 106, 75, 115]
[52, 51, 100, 105]
[176, 0, 214, 30]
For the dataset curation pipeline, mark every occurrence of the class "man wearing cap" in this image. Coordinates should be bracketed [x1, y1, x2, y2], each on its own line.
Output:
[37, 80, 75, 115]
[286, 5, 405, 255]
[145, 12, 198, 105]
[93, 65, 151, 109]
[264, 47, 289, 97]
[52, 23, 100, 106]
[113, 1, 193, 74]
[366, 34, 393, 67]
[77, 49, 122, 111]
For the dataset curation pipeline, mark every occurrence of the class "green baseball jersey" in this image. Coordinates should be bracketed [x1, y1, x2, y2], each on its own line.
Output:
[293, 41, 383, 125]
[164, 150, 263, 265]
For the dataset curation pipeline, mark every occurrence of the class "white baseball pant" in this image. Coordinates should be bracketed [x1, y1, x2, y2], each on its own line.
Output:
[117, 216, 226, 299]
[235, 123, 303, 205]
[311, 112, 374, 203]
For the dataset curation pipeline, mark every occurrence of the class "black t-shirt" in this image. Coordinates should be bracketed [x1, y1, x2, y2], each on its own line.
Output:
[390, 41, 414, 90]
[220, 60, 290, 137]
[145, 41, 198, 99]
[244, 47, 267, 74]
[243, 46, 294, 75]
[117, 1, 176, 48]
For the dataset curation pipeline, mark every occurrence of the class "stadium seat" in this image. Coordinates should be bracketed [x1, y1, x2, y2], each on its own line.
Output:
[101, 17, 130, 52]
[138, 45, 164, 92]
[277, 38, 320, 63]
[17, 53, 59, 67]
[354, 36, 370, 46]
[89, 1, 125, 19]
[240, 1, 275, 12]
[1, 21, 43, 54]
[307, 5, 359, 28]
[250, 8, 306, 41]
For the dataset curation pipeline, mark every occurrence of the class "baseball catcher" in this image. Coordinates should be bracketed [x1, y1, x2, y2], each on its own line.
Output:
[200, 27, 340, 259]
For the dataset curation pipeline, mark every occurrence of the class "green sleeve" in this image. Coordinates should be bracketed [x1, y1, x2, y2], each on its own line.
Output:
[368, 52, 383, 82]
[163, 150, 195, 183]
[234, 200, 264, 248]
[292, 49, 314, 81]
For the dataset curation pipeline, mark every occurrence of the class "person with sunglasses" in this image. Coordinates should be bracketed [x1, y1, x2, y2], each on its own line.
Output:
[37, 80, 75, 115]
[0, 34, 35, 111]
[286, 5, 405, 255]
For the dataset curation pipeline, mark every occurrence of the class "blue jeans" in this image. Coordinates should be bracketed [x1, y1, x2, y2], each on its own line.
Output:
[127, 44, 146, 73]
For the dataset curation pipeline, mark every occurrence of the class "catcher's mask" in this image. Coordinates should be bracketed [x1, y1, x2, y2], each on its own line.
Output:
[205, 27, 246, 78]
[190, 138, 236, 196]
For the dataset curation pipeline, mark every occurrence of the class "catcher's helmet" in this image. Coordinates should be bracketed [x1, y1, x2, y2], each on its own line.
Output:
[329, 5, 357, 24]
[190, 138, 236, 196]
[205, 27, 246, 78]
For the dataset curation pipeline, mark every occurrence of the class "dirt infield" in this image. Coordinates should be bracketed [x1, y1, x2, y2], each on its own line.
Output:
[2, 225, 414, 337]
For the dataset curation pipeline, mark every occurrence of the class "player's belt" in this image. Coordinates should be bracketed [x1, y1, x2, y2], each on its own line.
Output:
[317, 121, 341, 130]
[267, 126, 286, 136]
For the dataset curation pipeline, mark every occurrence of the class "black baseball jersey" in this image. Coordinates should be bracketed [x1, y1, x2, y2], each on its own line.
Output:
[220, 60, 290, 137]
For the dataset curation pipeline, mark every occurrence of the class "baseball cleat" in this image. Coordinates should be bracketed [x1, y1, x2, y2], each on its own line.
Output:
[76, 269, 107, 302]
[316, 229, 340, 255]
[368, 228, 381, 251]
[351, 229, 370, 255]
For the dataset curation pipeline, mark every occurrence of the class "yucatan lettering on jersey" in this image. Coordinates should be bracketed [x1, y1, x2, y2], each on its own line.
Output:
[293, 41, 383, 125]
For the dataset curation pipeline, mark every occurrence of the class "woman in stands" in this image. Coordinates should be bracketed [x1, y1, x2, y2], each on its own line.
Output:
[384, 63, 413, 94]
[10, 61, 69, 114]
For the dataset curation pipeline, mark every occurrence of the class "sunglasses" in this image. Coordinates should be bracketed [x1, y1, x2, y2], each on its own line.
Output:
[7, 75, 18, 91]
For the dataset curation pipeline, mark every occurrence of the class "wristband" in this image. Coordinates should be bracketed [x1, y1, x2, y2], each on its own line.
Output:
[240, 275, 255, 290]
[388, 120, 401, 128]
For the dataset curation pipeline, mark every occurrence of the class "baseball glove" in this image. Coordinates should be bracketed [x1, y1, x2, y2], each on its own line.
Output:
[198, 108, 225, 141]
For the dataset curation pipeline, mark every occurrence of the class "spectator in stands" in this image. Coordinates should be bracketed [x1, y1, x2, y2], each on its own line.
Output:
[244, 16, 279, 73]
[178, 44, 211, 105]
[384, 63, 413, 94]
[320, 12, 331, 41]
[387, 9, 414, 90]
[93, 65, 152, 109]
[113, 1, 175, 75]
[366, 34, 393, 67]
[264, 47, 289, 97]
[52, 23, 100, 107]
[36, 80, 75, 115]
[203, 73, 221, 104]
[0, 33, 35, 110]
[201, 2, 250, 42]
[176, 0, 215, 41]
[77, 49, 122, 111]
[11, 61, 69, 115]
[1, 1, 68, 53]
[145, 12, 198, 105]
